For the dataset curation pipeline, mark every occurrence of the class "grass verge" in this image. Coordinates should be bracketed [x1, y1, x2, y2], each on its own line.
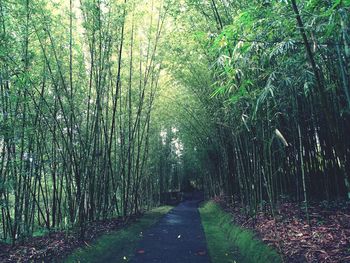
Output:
[199, 201, 281, 263]
[65, 206, 172, 263]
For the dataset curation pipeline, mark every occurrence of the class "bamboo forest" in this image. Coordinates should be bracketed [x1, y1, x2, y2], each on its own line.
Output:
[0, 0, 350, 262]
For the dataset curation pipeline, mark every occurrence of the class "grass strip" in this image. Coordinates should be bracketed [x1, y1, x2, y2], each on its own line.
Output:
[199, 201, 281, 263]
[65, 206, 173, 263]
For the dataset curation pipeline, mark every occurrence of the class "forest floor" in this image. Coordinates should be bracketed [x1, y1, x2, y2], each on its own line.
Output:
[1, 198, 349, 263]
[215, 196, 350, 262]
[0, 215, 140, 262]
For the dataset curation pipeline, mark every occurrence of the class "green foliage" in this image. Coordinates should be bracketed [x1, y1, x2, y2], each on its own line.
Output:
[0, 0, 173, 243]
[1, 0, 350, 254]
[164, 0, 350, 211]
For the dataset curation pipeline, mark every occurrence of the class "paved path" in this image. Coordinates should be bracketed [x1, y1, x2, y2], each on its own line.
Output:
[130, 200, 210, 263]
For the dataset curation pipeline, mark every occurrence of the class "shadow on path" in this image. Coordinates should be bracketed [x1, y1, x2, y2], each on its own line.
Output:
[130, 200, 210, 263]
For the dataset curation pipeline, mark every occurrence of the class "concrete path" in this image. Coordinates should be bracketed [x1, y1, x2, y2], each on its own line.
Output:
[130, 200, 210, 263]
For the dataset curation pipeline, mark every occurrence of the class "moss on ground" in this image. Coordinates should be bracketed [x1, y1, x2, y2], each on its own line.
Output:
[65, 206, 172, 263]
[199, 201, 281, 263]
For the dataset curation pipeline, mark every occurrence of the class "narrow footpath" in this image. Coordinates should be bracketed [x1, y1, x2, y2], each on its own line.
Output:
[130, 200, 210, 263]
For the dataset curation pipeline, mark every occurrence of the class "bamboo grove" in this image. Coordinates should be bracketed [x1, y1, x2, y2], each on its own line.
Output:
[162, 0, 350, 218]
[1, 0, 350, 245]
[0, 0, 184, 243]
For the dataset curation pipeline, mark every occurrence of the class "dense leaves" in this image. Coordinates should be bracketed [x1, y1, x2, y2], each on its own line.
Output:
[166, 0, 350, 209]
[1, 0, 350, 261]
[0, 0, 174, 244]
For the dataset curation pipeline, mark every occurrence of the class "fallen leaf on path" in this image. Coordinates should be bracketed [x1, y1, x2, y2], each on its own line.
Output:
[196, 250, 207, 256]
